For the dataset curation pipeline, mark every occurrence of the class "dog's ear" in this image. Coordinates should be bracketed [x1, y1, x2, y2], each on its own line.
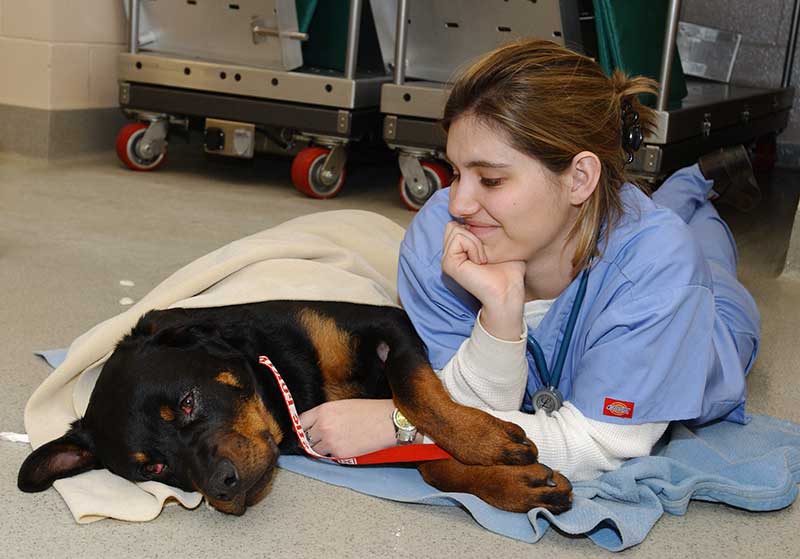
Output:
[151, 323, 220, 349]
[18, 420, 98, 492]
[129, 309, 191, 338]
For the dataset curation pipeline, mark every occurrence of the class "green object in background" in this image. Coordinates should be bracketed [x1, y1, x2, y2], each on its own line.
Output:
[593, 0, 687, 108]
[295, 0, 384, 74]
[295, 0, 318, 33]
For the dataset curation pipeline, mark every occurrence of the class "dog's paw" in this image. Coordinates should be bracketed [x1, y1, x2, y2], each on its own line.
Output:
[418, 460, 572, 514]
[438, 411, 538, 466]
[478, 462, 573, 514]
[505, 463, 573, 514]
[497, 419, 540, 465]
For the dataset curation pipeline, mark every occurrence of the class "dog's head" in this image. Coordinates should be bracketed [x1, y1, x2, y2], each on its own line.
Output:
[18, 311, 284, 515]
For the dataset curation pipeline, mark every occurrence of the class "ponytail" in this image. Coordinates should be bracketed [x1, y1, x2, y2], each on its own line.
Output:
[610, 70, 658, 137]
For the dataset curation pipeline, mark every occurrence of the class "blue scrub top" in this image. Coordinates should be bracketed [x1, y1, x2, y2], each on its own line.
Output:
[397, 184, 757, 426]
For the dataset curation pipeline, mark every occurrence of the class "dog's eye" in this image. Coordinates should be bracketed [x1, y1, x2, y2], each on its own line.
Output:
[180, 392, 195, 416]
[143, 463, 166, 476]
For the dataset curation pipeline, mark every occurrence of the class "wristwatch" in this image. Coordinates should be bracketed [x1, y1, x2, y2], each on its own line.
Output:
[392, 408, 418, 444]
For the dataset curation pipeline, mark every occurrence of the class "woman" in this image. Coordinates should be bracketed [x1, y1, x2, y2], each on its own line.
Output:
[300, 39, 761, 481]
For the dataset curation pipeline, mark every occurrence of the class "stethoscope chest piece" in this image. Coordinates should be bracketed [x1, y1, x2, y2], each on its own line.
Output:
[531, 387, 564, 415]
[526, 268, 590, 415]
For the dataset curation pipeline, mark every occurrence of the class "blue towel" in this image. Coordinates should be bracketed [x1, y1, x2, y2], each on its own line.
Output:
[36, 350, 800, 551]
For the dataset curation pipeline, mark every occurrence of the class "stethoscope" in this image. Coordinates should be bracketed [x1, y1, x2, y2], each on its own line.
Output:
[525, 267, 591, 415]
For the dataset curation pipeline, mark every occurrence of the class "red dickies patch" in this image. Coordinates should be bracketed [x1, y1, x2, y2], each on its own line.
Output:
[603, 398, 635, 419]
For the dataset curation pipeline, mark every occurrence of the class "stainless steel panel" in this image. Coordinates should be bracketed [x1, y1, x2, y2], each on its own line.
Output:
[371, 0, 567, 83]
[645, 81, 794, 145]
[119, 53, 388, 109]
[630, 145, 663, 174]
[380, 81, 450, 119]
[631, 109, 792, 175]
[382, 115, 447, 150]
[204, 118, 256, 158]
[125, 0, 303, 71]
[121, 82, 382, 139]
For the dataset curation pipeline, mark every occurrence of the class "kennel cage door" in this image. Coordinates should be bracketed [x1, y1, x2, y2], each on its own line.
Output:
[370, 0, 577, 83]
[126, 0, 304, 71]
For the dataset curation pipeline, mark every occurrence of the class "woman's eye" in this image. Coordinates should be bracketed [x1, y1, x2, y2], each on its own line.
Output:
[143, 463, 166, 476]
[480, 177, 503, 187]
[180, 392, 194, 415]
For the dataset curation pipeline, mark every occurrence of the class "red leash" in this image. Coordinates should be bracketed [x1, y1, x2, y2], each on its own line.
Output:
[258, 355, 451, 465]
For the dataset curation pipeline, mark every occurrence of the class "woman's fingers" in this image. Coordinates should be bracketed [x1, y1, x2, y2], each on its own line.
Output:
[444, 221, 487, 266]
[298, 407, 318, 445]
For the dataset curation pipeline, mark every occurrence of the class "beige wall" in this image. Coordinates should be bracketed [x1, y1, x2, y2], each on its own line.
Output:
[0, 0, 127, 110]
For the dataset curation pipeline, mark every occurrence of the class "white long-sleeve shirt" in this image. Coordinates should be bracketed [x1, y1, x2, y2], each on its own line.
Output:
[435, 305, 668, 482]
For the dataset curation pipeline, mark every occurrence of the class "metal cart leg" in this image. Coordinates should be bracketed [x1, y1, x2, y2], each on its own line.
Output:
[128, 0, 140, 55]
[344, 0, 364, 81]
[393, 0, 409, 85]
[656, 0, 682, 111]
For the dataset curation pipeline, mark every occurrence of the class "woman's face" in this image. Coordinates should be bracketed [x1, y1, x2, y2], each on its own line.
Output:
[446, 115, 578, 271]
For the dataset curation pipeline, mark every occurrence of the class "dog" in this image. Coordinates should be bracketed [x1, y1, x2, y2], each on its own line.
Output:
[18, 300, 572, 515]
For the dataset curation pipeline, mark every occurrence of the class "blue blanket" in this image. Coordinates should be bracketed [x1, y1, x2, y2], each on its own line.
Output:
[37, 349, 800, 551]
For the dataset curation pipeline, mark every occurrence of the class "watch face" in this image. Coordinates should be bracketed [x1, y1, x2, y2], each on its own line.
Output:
[393, 409, 414, 430]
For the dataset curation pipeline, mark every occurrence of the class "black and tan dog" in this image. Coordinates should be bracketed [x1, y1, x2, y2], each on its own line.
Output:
[18, 301, 572, 515]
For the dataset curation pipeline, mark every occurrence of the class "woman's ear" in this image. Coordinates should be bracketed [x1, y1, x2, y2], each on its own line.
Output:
[566, 151, 602, 206]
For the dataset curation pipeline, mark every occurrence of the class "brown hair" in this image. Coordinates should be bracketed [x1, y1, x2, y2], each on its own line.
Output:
[442, 38, 658, 272]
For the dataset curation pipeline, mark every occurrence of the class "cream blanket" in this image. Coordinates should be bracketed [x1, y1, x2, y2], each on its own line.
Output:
[24, 210, 405, 523]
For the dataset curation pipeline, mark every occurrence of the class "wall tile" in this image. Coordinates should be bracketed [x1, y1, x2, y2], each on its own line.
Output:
[0, 37, 50, 108]
[49, 43, 90, 110]
[0, 0, 52, 41]
[51, 0, 126, 44]
[89, 44, 123, 108]
[731, 43, 785, 88]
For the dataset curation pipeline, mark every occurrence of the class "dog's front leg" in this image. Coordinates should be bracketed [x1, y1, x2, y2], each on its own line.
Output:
[385, 348, 537, 467]
[417, 459, 572, 514]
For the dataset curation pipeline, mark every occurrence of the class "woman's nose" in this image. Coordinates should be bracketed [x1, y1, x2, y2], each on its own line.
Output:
[448, 178, 480, 217]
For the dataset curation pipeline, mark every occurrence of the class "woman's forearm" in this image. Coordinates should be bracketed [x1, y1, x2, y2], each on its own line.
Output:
[436, 309, 529, 411]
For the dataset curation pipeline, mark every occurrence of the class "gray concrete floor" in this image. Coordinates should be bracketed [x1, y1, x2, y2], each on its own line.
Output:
[1, 147, 799, 558]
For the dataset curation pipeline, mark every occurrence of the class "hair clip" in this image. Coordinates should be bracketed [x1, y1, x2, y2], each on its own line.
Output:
[621, 101, 644, 164]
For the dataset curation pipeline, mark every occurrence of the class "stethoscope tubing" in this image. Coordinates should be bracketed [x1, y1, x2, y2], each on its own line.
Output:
[526, 267, 591, 393]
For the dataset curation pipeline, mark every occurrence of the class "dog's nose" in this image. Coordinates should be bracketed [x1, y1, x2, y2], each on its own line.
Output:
[208, 458, 240, 501]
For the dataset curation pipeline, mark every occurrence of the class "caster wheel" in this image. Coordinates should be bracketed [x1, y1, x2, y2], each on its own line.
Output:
[398, 161, 451, 211]
[115, 123, 167, 171]
[291, 147, 346, 199]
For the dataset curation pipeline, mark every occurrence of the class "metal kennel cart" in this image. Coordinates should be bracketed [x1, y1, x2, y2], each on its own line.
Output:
[115, 0, 391, 199]
[379, 0, 795, 210]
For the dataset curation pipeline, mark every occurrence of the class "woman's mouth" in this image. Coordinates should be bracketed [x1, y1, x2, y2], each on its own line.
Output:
[465, 222, 499, 238]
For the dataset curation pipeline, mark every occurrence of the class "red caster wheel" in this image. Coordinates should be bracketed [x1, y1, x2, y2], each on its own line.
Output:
[291, 147, 346, 199]
[115, 123, 167, 171]
[398, 160, 451, 211]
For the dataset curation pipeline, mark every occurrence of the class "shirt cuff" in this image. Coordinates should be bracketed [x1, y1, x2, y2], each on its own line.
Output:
[461, 309, 528, 386]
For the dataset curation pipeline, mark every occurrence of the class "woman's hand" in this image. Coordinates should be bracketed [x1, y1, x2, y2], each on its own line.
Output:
[442, 221, 526, 340]
[298, 399, 397, 458]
